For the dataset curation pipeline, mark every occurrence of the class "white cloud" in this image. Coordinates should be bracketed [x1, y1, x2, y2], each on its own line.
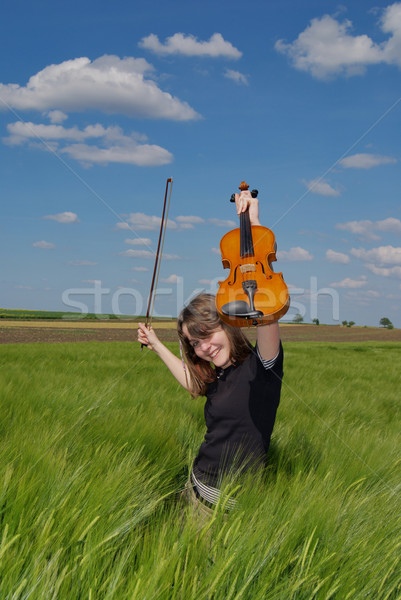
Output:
[5, 121, 122, 145]
[47, 110, 68, 123]
[118, 213, 201, 231]
[120, 249, 179, 259]
[176, 215, 205, 224]
[161, 274, 182, 283]
[326, 249, 350, 263]
[365, 290, 380, 298]
[339, 216, 401, 240]
[4, 121, 173, 167]
[351, 245, 401, 264]
[376, 217, 401, 234]
[339, 153, 397, 169]
[0, 55, 200, 121]
[275, 3, 401, 79]
[61, 141, 172, 167]
[124, 238, 152, 246]
[330, 276, 368, 288]
[336, 220, 381, 241]
[43, 211, 79, 223]
[347, 242, 401, 278]
[120, 249, 154, 259]
[139, 33, 242, 59]
[131, 266, 149, 272]
[224, 69, 249, 85]
[380, 2, 401, 62]
[277, 247, 313, 261]
[303, 178, 341, 196]
[117, 212, 181, 231]
[208, 217, 237, 228]
[32, 240, 55, 249]
[172, 215, 206, 230]
[365, 263, 401, 278]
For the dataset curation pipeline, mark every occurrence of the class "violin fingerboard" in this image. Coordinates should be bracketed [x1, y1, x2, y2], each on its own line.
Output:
[240, 211, 254, 258]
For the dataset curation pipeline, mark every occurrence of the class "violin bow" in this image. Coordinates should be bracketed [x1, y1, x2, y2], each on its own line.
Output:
[141, 177, 173, 349]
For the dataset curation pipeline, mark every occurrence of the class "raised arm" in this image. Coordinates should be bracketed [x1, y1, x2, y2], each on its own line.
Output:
[137, 323, 192, 391]
[234, 189, 281, 361]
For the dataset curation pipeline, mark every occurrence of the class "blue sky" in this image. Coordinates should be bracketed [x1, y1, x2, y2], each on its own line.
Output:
[1, 0, 400, 326]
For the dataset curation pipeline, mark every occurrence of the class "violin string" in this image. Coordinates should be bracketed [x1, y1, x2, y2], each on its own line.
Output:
[240, 211, 248, 284]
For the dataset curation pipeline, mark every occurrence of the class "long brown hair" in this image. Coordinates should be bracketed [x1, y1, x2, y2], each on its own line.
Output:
[177, 293, 252, 397]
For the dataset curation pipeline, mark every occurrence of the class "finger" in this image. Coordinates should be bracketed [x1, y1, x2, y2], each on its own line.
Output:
[138, 322, 149, 334]
[235, 193, 246, 214]
[137, 328, 148, 341]
[240, 190, 251, 203]
[239, 198, 248, 213]
[240, 191, 251, 211]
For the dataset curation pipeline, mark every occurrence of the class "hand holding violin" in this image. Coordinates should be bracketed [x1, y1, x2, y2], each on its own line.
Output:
[234, 188, 260, 226]
[215, 181, 290, 327]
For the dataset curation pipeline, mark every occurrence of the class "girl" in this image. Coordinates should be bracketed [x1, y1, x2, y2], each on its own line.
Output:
[137, 189, 284, 513]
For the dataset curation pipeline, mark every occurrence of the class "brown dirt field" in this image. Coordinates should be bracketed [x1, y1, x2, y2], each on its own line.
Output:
[0, 321, 400, 344]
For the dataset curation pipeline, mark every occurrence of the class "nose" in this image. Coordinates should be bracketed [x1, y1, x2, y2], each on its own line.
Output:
[199, 338, 211, 352]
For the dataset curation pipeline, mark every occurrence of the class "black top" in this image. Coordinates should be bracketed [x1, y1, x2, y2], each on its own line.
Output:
[193, 342, 284, 488]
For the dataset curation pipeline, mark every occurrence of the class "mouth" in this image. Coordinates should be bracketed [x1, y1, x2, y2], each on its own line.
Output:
[209, 347, 221, 360]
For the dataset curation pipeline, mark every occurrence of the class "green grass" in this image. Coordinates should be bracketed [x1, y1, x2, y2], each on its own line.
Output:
[0, 341, 400, 599]
[0, 308, 118, 320]
[0, 308, 174, 321]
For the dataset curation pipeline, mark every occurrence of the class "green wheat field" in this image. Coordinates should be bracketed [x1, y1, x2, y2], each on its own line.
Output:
[0, 341, 400, 599]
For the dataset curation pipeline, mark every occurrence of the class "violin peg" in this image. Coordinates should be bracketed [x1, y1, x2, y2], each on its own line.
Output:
[230, 183, 258, 201]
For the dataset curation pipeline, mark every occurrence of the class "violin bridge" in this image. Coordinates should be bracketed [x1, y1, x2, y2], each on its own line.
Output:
[240, 263, 256, 274]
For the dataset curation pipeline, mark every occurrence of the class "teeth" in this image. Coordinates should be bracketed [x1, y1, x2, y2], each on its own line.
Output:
[210, 348, 220, 358]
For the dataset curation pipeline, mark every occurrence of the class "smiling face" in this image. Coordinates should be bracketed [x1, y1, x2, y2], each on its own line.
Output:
[182, 324, 232, 369]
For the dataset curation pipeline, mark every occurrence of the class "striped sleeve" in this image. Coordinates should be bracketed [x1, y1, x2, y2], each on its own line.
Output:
[256, 345, 280, 370]
[191, 467, 237, 509]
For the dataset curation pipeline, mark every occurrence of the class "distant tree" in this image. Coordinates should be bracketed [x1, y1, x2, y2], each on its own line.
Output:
[347, 321, 355, 328]
[380, 317, 393, 328]
[293, 313, 304, 324]
[342, 320, 348, 327]
[312, 318, 320, 326]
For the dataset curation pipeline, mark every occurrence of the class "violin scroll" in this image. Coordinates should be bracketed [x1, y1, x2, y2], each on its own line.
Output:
[230, 181, 258, 202]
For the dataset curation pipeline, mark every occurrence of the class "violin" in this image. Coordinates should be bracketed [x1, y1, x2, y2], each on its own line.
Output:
[215, 181, 290, 327]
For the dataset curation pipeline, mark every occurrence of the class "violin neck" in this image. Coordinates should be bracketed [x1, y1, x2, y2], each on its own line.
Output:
[240, 210, 254, 258]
